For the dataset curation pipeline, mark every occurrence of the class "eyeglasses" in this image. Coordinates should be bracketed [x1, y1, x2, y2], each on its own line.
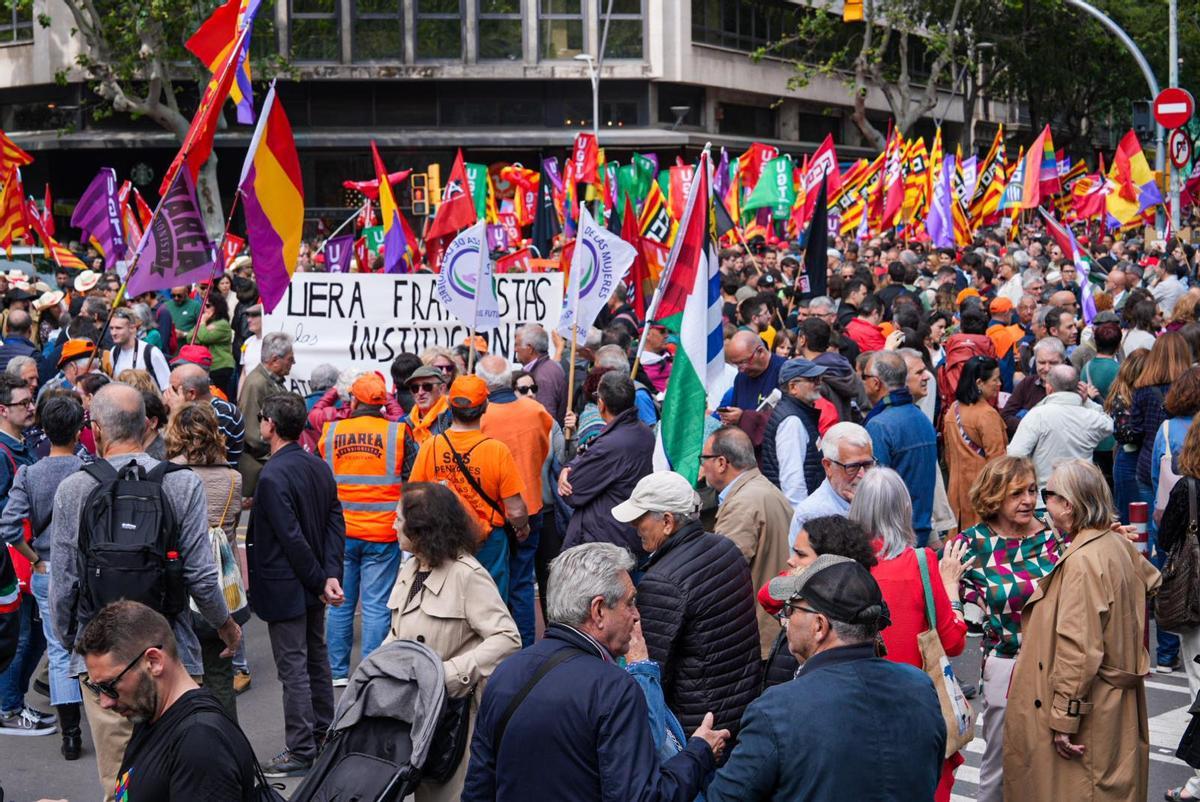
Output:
[732, 344, 765, 367]
[432, 363, 455, 374]
[777, 601, 821, 623]
[4, 398, 33, 409]
[408, 382, 439, 393]
[829, 458, 876, 475]
[516, 384, 538, 395]
[1042, 489, 1062, 502]
[82, 644, 160, 700]
[256, 413, 273, 425]
[698, 453, 722, 461]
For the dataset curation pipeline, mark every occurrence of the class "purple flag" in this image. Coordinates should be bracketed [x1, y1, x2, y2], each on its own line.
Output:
[324, 234, 354, 273]
[486, 224, 509, 252]
[713, 148, 730, 201]
[70, 167, 126, 270]
[542, 157, 563, 194]
[126, 168, 218, 297]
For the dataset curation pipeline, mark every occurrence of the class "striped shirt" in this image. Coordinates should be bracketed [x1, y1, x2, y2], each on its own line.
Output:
[211, 396, 245, 469]
[954, 514, 1063, 658]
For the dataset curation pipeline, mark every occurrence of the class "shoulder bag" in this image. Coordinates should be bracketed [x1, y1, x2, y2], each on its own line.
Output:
[189, 470, 249, 623]
[440, 434, 518, 552]
[914, 548, 976, 758]
[1155, 477, 1200, 633]
[1155, 420, 1184, 526]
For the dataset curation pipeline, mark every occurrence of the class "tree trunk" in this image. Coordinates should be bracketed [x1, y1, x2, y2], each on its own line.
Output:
[851, 89, 887, 150]
[195, 155, 226, 241]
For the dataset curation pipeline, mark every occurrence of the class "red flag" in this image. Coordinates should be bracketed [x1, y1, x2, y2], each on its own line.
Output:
[41, 183, 54, 237]
[427, 149, 477, 240]
[620, 196, 650, 318]
[342, 170, 413, 201]
[802, 134, 842, 221]
[571, 133, 598, 185]
[668, 165, 694, 221]
[882, 131, 905, 226]
[354, 236, 369, 271]
[222, 233, 246, 266]
[160, 25, 250, 195]
[357, 198, 377, 229]
[496, 246, 533, 274]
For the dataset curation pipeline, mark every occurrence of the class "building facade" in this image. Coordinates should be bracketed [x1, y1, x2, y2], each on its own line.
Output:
[0, 0, 1012, 224]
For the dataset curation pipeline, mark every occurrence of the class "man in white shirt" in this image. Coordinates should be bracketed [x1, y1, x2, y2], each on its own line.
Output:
[760, 358, 826, 507]
[1151, 258, 1188, 316]
[1007, 364, 1113, 491]
[108, 308, 170, 390]
[788, 422, 875, 539]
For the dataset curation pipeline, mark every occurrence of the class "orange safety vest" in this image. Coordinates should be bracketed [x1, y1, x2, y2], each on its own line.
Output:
[319, 415, 407, 541]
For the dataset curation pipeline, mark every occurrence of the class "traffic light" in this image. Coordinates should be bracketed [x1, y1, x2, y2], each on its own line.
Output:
[411, 173, 429, 217]
[843, 0, 863, 22]
[427, 163, 442, 211]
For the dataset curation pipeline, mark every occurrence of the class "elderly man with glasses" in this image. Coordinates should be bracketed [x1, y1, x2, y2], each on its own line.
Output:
[788, 422, 876, 540]
[714, 330, 787, 447]
[403, 364, 452, 444]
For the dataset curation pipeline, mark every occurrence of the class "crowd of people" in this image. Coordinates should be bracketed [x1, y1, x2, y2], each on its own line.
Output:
[0, 218, 1196, 801]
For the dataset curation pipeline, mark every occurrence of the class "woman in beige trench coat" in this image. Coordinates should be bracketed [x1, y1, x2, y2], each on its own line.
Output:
[384, 482, 521, 802]
[1003, 459, 1161, 802]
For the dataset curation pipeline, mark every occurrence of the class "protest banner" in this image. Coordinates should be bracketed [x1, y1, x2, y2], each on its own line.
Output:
[263, 271, 563, 395]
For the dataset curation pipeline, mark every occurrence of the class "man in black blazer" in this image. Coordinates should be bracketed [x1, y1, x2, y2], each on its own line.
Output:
[246, 393, 346, 778]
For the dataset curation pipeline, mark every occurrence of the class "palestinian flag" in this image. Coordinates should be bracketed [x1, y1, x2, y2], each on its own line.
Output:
[652, 152, 723, 483]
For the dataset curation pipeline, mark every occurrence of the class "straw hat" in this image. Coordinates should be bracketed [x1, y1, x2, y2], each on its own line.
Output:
[74, 269, 101, 293]
[33, 290, 64, 312]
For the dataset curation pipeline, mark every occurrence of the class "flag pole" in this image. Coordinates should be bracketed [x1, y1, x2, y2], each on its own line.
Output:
[564, 322, 579, 440]
[81, 175, 180, 377]
[316, 204, 363, 255]
[467, 225, 486, 373]
[190, 189, 244, 346]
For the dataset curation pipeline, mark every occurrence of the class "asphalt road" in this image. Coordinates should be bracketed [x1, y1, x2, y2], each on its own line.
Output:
[2, 620, 1197, 802]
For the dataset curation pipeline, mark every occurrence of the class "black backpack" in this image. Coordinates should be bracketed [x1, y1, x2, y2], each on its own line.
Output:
[76, 460, 189, 623]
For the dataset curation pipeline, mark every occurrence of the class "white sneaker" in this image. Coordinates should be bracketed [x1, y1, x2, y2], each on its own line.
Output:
[0, 707, 57, 736]
[332, 677, 349, 688]
[22, 705, 55, 724]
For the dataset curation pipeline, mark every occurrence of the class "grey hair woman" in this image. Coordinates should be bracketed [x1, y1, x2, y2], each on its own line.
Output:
[847, 465, 968, 793]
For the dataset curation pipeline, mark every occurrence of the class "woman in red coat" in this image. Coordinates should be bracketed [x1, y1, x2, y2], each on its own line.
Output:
[849, 466, 968, 802]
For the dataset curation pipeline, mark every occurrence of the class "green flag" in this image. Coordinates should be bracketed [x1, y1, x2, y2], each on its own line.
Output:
[464, 162, 489, 220]
[362, 225, 385, 252]
[633, 154, 656, 198]
[617, 164, 639, 216]
[741, 155, 794, 221]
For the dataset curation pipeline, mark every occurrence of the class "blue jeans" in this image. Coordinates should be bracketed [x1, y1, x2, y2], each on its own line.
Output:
[476, 527, 511, 603]
[30, 567, 80, 705]
[509, 513, 542, 648]
[1113, 448, 1141, 523]
[326, 538, 402, 680]
[0, 594, 46, 713]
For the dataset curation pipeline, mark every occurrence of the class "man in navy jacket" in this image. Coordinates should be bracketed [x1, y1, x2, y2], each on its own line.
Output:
[707, 554, 945, 802]
[246, 392, 346, 778]
[463, 542, 728, 802]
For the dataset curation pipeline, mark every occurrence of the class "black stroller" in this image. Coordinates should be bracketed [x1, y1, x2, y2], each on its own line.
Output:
[290, 640, 448, 802]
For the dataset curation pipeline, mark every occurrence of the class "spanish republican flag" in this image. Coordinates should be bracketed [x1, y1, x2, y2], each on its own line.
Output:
[186, 0, 262, 124]
[238, 82, 304, 313]
[1106, 129, 1163, 226]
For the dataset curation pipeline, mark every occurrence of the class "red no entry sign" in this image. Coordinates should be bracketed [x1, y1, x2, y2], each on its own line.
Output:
[1155, 87, 1195, 129]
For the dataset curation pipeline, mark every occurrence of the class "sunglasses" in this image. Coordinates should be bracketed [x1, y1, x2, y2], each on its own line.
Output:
[1042, 489, 1062, 502]
[408, 382, 439, 393]
[256, 413, 273, 424]
[777, 601, 821, 624]
[516, 384, 538, 395]
[432, 363, 455, 374]
[82, 644, 159, 700]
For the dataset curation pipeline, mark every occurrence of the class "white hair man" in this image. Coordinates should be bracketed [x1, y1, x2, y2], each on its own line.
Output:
[788, 422, 876, 539]
[513, 323, 567, 423]
[1007, 364, 1112, 492]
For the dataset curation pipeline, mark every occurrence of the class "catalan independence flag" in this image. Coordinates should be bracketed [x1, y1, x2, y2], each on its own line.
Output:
[238, 83, 304, 313]
[0, 130, 32, 183]
[186, 0, 262, 125]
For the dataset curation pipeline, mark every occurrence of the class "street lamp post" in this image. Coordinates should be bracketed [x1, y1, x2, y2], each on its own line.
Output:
[574, 53, 600, 142]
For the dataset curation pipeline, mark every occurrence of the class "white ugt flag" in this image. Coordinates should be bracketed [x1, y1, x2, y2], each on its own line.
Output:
[558, 205, 637, 344]
[434, 220, 500, 332]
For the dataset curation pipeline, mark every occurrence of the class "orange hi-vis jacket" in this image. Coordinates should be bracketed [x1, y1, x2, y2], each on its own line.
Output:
[319, 414, 411, 541]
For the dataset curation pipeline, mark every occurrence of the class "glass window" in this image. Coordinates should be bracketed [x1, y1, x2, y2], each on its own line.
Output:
[250, 0, 279, 60]
[478, 0, 522, 60]
[599, 0, 640, 59]
[539, 0, 582, 60]
[718, 102, 775, 137]
[290, 0, 340, 61]
[354, 0, 402, 61]
[691, 0, 802, 57]
[0, 0, 32, 44]
[416, 0, 462, 59]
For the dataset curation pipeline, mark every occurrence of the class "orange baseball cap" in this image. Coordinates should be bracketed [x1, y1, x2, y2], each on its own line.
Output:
[989, 296, 1013, 315]
[58, 338, 96, 367]
[448, 375, 489, 409]
[350, 372, 389, 406]
[955, 288, 981, 306]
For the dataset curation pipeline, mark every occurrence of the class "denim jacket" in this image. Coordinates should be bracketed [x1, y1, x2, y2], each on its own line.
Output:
[627, 660, 706, 802]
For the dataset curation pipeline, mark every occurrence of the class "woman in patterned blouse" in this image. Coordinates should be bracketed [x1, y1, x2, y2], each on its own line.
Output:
[940, 456, 1062, 802]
